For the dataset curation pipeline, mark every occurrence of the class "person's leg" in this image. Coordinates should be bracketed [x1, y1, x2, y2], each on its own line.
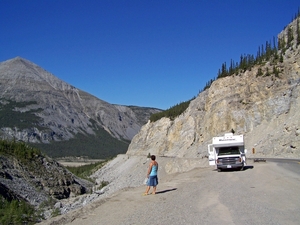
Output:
[152, 186, 156, 194]
[144, 186, 150, 195]
[152, 176, 158, 194]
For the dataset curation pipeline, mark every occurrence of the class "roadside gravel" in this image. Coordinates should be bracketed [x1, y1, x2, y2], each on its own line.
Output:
[40, 158, 300, 225]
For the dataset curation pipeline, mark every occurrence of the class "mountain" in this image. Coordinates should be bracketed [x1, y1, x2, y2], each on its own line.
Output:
[1, 13, 300, 223]
[0, 57, 161, 158]
[127, 17, 300, 159]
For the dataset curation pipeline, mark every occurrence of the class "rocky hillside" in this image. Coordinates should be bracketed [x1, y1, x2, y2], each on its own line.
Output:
[0, 140, 93, 219]
[10, 15, 299, 222]
[0, 155, 92, 204]
[127, 17, 300, 159]
[0, 57, 161, 158]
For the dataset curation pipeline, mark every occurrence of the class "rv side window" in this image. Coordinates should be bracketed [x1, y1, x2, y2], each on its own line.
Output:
[218, 147, 240, 155]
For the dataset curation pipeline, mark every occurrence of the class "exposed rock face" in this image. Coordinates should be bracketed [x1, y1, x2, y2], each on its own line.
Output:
[0, 57, 161, 144]
[9, 17, 298, 221]
[0, 154, 93, 207]
[127, 19, 300, 159]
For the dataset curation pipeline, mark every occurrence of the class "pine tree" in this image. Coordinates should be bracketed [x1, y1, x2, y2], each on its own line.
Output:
[287, 26, 294, 48]
[256, 67, 263, 77]
[261, 44, 265, 57]
[297, 18, 300, 46]
[265, 67, 270, 76]
[278, 36, 286, 52]
[220, 62, 228, 78]
[280, 53, 284, 63]
[229, 59, 234, 75]
[256, 45, 261, 61]
[273, 65, 279, 77]
[239, 55, 244, 71]
[278, 37, 282, 50]
[265, 41, 271, 60]
[273, 36, 277, 52]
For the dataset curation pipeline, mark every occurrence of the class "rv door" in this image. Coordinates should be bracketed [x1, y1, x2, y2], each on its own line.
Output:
[208, 144, 216, 166]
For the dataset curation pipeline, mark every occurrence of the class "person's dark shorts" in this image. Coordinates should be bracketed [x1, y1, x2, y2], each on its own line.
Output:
[147, 175, 158, 186]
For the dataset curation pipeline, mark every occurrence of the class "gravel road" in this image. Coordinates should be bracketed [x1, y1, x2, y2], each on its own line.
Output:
[41, 160, 300, 225]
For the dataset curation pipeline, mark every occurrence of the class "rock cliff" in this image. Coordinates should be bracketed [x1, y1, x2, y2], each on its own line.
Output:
[127, 18, 300, 159]
[0, 154, 93, 208]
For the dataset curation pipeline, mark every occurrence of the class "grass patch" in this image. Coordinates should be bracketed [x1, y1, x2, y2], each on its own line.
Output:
[65, 158, 111, 181]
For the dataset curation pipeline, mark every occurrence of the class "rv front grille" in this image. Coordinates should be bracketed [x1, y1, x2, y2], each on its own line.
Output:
[218, 157, 240, 165]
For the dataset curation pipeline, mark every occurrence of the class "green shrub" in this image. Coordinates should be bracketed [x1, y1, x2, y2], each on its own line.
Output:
[0, 196, 42, 224]
[51, 208, 61, 217]
[99, 180, 109, 189]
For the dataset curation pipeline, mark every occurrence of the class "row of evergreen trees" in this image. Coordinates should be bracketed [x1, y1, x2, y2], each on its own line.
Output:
[202, 8, 300, 91]
[150, 99, 193, 122]
[151, 8, 300, 122]
[0, 139, 42, 162]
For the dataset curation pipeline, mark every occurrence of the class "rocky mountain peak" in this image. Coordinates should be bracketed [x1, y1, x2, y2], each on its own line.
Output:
[0, 56, 74, 93]
[0, 57, 161, 158]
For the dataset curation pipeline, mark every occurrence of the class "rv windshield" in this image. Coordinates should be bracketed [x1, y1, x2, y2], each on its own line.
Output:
[218, 147, 240, 155]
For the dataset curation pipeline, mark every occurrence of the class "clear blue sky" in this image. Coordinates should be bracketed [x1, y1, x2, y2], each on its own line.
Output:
[0, 1, 299, 109]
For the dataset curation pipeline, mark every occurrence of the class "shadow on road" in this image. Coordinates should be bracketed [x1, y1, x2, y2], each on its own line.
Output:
[213, 165, 254, 172]
[244, 165, 254, 170]
[156, 188, 177, 194]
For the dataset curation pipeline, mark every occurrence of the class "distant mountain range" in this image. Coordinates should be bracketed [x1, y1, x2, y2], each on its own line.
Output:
[0, 57, 161, 158]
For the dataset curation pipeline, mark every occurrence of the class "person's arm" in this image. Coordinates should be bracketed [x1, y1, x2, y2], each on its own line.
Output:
[147, 162, 153, 177]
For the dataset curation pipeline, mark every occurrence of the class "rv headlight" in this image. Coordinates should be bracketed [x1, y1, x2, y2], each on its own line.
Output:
[236, 157, 242, 162]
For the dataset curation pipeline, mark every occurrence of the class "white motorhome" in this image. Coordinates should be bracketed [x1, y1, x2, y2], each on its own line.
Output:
[208, 133, 246, 171]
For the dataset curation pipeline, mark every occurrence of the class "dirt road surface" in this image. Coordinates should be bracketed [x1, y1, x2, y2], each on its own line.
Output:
[41, 160, 300, 225]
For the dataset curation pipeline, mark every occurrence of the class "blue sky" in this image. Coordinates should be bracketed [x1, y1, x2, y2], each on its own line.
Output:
[0, 1, 299, 109]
